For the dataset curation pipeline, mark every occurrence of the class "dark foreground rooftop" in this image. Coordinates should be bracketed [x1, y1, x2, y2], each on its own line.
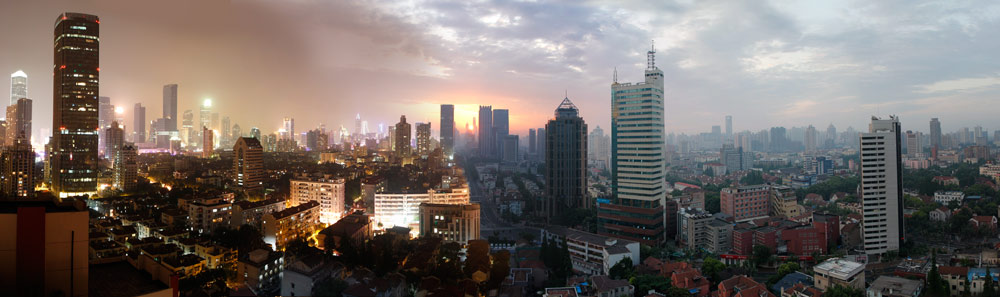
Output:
[89, 261, 169, 297]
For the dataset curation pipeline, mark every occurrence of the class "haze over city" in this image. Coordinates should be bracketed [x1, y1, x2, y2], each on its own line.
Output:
[2, 0, 999, 141]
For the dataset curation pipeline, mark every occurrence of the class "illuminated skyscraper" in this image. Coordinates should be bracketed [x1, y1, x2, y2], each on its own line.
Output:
[104, 121, 123, 161]
[234, 137, 264, 195]
[10, 70, 27, 106]
[51, 12, 100, 197]
[5, 98, 31, 146]
[133, 103, 145, 143]
[860, 116, 904, 255]
[98, 96, 113, 156]
[544, 97, 588, 219]
[440, 104, 454, 154]
[2, 133, 34, 198]
[182, 109, 195, 146]
[203, 127, 214, 158]
[113, 143, 137, 192]
[598, 44, 666, 245]
[416, 122, 431, 155]
[282, 117, 295, 141]
[221, 116, 230, 146]
[250, 127, 261, 140]
[163, 84, 177, 131]
[200, 99, 211, 142]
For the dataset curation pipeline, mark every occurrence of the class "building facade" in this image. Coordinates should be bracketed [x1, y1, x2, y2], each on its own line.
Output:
[544, 98, 588, 219]
[394, 115, 411, 157]
[599, 45, 667, 246]
[440, 104, 454, 155]
[290, 175, 346, 224]
[263, 201, 320, 250]
[234, 137, 264, 195]
[721, 185, 770, 222]
[418, 203, 480, 244]
[860, 116, 904, 255]
[373, 186, 470, 231]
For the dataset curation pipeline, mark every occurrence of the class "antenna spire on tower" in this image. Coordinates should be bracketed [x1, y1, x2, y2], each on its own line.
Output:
[647, 40, 656, 70]
[613, 67, 618, 83]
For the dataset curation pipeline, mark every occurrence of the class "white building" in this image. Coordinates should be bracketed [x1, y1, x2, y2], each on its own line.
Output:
[859, 116, 904, 255]
[373, 186, 469, 230]
[933, 191, 965, 204]
[813, 257, 865, 291]
[290, 175, 346, 224]
[10, 70, 27, 106]
[541, 226, 640, 276]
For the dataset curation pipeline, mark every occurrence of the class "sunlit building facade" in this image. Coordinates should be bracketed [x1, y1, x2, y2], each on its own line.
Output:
[373, 186, 470, 231]
[290, 176, 346, 224]
[418, 203, 480, 244]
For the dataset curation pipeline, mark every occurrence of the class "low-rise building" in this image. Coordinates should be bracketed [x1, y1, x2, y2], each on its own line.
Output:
[934, 191, 965, 204]
[591, 275, 634, 297]
[938, 266, 968, 296]
[231, 198, 286, 229]
[317, 212, 373, 250]
[930, 206, 951, 222]
[721, 184, 771, 222]
[418, 203, 480, 244]
[677, 208, 713, 251]
[541, 226, 640, 276]
[706, 219, 733, 254]
[188, 199, 233, 234]
[263, 201, 320, 250]
[237, 249, 283, 295]
[813, 258, 865, 291]
[867, 276, 923, 297]
[671, 266, 710, 297]
[281, 255, 343, 297]
[716, 275, 775, 297]
[373, 185, 470, 230]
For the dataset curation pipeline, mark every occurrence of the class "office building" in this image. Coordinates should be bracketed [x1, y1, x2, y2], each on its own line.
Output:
[5, 98, 31, 146]
[161, 84, 177, 132]
[182, 109, 194, 146]
[440, 104, 454, 154]
[502, 135, 518, 162]
[104, 121, 124, 161]
[221, 116, 230, 146]
[50, 12, 100, 197]
[929, 118, 941, 150]
[478, 106, 493, 157]
[588, 126, 611, 170]
[721, 184, 770, 222]
[544, 97, 588, 218]
[234, 137, 264, 195]
[394, 115, 411, 156]
[2, 134, 34, 197]
[805, 125, 817, 153]
[725, 115, 732, 138]
[290, 175, 346, 224]
[10, 70, 27, 106]
[0, 198, 89, 297]
[493, 109, 509, 158]
[418, 203, 481, 244]
[262, 201, 320, 250]
[98, 96, 113, 146]
[720, 144, 751, 172]
[202, 127, 213, 158]
[598, 45, 667, 246]
[541, 226, 640, 276]
[133, 103, 145, 143]
[769, 185, 804, 219]
[199, 100, 212, 143]
[860, 116, 904, 255]
[281, 117, 294, 141]
[113, 143, 138, 192]
[528, 128, 537, 154]
[813, 258, 865, 291]
[676, 208, 713, 251]
[416, 122, 431, 155]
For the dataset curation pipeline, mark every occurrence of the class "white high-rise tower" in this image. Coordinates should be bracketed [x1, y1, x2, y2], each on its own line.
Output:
[10, 70, 27, 106]
[860, 115, 904, 255]
[599, 43, 667, 245]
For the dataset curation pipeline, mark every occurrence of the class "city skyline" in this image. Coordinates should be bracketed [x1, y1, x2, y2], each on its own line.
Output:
[2, 0, 1000, 144]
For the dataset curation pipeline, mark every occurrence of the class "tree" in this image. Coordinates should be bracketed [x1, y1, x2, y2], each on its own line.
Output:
[631, 274, 672, 297]
[464, 240, 492, 282]
[768, 262, 801, 285]
[701, 257, 726, 284]
[984, 267, 996, 297]
[824, 284, 863, 297]
[740, 171, 766, 185]
[609, 257, 635, 280]
[926, 252, 948, 297]
[704, 167, 715, 177]
[486, 250, 511, 292]
[752, 245, 772, 267]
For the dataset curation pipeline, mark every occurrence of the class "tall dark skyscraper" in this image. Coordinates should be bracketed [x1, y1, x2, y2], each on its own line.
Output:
[163, 84, 178, 131]
[536, 127, 546, 161]
[51, 12, 100, 197]
[478, 106, 493, 158]
[394, 115, 412, 156]
[493, 109, 509, 158]
[528, 128, 536, 154]
[133, 103, 145, 143]
[544, 97, 588, 219]
[769, 126, 787, 152]
[930, 118, 941, 150]
[440, 104, 454, 154]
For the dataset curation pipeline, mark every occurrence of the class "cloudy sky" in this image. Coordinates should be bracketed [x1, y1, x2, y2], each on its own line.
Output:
[1, 0, 999, 143]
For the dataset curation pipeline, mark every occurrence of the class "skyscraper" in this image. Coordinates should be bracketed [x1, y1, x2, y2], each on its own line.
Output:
[929, 118, 942, 150]
[544, 97, 588, 219]
[5, 98, 31, 146]
[10, 70, 27, 106]
[588, 126, 610, 170]
[163, 84, 178, 131]
[805, 125, 817, 153]
[528, 128, 537, 154]
[478, 106, 493, 158]
[113, 143, 137, 192]
[203, 127, 214, 158]
[860, 116, 904, 255]
[394, 115, 412, 156]
[598, 45, 666, 246]
[98, 96, 113, 156]
[104, 121, 124, 161]
[725, 115, 732, 138]
[2, 133, 34, 198]
[234, 137, 264, 195]
[51, 12, 100, 197]
[416, 122, 431, 155]
[282, 117, 295, 141]
[250, 127, 261, 140]
[200, 99, 211, 142]
[182, 109, 195, 146]
[221, 116, 230, 146]
[440, 104, 454, 155]
[770, 127, 787, 152]
[536, 128, 546, 161]
[133, 103, 145, 143]
[493, 109, 509, 158]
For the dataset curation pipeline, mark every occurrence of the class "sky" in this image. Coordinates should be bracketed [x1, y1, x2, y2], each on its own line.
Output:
[2, 0, 999, 143]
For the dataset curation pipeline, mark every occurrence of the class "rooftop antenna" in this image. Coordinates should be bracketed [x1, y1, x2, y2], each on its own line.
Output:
[646, 40, 656, 70]
[565, 89, 568, 98]
[613, 67, 618, 83]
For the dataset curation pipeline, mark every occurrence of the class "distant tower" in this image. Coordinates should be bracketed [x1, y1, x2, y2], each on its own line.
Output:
[163, 84, 178, 131]
[282, 117, 295, 140]
[725, 115, 733, 138]
[203, 126, 214, 158]
[493, 109, 509, 159]
[2, 133, 34, 197]
[5, 98, 32, 146]
[104, 121, 124, 161]
[182, 109, 195, 146]
[200, 99, 212, 142]
[113, 143, 137, 192]
[394, 115, 412, 156]
[10, 70, 27, 106]
[478, 106, 493, 158]
[929, 118, 942, 150]
[416, 122, 431, 155]
[544, 97, 588, 219]
[133, 103, 146, 143]
[860, 116, 904, 255]
[805, 125, 817, 153]
[440, 104, 455, 155]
